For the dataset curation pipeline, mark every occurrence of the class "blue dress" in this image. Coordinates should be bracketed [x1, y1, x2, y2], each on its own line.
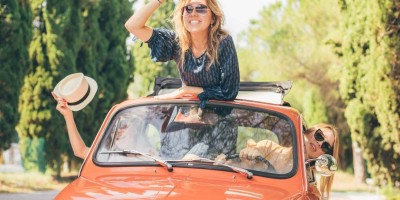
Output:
[146, 28, 240, 108]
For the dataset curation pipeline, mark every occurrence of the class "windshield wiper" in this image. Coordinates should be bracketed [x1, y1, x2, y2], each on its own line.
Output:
[177, 157, 253, 179]
[100, 150, 173, 172]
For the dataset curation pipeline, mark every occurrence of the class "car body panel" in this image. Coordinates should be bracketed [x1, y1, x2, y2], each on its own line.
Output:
[57, 168, 315, 199]
[55, 97, 320, 199]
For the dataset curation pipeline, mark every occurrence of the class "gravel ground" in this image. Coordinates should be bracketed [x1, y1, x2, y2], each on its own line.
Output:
[0, 190, 59, 200]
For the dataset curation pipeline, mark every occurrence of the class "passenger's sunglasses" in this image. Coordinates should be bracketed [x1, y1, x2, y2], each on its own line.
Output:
[183, 4, 209, 15]
[314, 129, 333, 155]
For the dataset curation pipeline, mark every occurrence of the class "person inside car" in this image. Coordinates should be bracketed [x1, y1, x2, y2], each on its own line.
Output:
[52, 73, 157, 159]
[52, 92, 89, 159]
[215, 123, 339, 198]
[124, 0, 240, 111]
[51, 73, 98, 159]
[53, 95, 157, 159]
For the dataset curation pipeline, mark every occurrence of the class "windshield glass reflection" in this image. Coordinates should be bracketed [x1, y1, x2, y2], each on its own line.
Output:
[95, 103, 295, 175]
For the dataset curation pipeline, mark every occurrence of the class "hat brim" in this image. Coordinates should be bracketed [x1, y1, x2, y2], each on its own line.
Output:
[53, 76, 98, 112]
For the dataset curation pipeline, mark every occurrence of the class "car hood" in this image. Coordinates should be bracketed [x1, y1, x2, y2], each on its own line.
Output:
[55, 175, 304, 199]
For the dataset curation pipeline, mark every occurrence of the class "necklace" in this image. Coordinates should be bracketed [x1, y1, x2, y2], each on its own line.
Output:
[192, 52, 206, 73]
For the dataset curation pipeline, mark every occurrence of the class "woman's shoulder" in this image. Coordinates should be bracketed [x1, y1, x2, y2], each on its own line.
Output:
[219, 33, 233, 43]
[218, 33, 235, 47]
[217, 33, 235, 51]
[152, 28, 177, 39]
[146, 28, 178, 45]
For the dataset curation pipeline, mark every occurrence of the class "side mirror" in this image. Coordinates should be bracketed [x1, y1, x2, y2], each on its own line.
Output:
[315, 154, 337, 176]
[307, 154, 337, 176]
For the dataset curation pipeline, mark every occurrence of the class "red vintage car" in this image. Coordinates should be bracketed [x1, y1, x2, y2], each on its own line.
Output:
[55, 78, 336, 199]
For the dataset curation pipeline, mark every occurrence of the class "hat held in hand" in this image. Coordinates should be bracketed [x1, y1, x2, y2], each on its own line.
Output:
[53, 73, 98, 111]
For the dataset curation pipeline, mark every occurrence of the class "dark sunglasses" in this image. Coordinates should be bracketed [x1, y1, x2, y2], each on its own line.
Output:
[183, 4, 209, 15]
[314, 129, 333, 155]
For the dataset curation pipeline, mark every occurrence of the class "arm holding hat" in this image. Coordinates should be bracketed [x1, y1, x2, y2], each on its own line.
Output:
[53, 92, 89, 159]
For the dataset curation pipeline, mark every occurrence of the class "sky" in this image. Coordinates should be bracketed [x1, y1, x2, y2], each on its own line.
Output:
[218, 0, 276, 40]
[134, 0, 276, 40]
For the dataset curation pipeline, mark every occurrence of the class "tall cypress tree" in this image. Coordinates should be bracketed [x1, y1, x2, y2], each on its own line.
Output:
[0, 0, 31, 152]
[17, 0, 133, 175]
[17, 0, 82, 174]
[73, 0, 134, 160]
[128, 0, 178, 98]
[339, 0, 400, 189]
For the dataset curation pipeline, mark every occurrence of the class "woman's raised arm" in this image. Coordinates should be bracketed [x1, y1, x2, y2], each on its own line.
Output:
[124, 0, 165, 42]
[52, 92, 89, 159]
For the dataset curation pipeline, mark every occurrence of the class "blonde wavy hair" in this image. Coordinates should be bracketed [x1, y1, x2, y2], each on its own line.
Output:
[172, 0, 228, 70]
[305, 123, 340, 199]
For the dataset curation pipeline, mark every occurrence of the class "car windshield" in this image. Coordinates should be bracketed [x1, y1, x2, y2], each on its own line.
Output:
[94, 103, 296, 176]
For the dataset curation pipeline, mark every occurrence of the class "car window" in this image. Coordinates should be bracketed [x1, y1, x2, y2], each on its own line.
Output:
[95, 103, 295, 176]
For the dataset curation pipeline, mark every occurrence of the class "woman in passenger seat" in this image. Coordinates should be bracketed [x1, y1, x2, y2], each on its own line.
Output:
[216, 123, 339, 199]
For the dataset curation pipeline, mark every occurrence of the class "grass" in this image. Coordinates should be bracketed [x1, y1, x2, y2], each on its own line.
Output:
[0, 172, 75, 193]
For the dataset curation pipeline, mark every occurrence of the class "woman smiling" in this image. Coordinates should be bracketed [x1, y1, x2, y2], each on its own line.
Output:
[124, 0, 240, 110]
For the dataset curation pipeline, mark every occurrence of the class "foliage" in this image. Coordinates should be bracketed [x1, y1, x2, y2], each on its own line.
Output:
[128, 1, 178, 98]
[302, 88, 328, 125]
[339, 0, 400, 189]
[379, 180, 400, 200]
[0, 0, 31, 150]
[17, 0, 134, 176]
[74, 0, 134, 155]
[17, 0, 77, 173]
[237, 0, 342, 120]
[236, 0, 352, 167]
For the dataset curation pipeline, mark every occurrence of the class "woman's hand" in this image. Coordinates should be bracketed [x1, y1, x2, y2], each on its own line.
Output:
[154, 86, 203, 100]
[52, 92, 72, 118]
[239, 139, 265, 160]
[214, 153, 227, 163]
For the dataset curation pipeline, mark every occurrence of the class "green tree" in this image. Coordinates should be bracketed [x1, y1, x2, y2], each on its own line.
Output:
[67, 0, 134, 171]
[17, 0, 82, 174]
[17, 0, 133, 176]
[128, 1, 178, 98]
[238, 0, 342, 119]
[302, 89, 328, 125]
[236, 0, 351, 168]
[339, 0, 400, 189]
[0, 0, 31, 152]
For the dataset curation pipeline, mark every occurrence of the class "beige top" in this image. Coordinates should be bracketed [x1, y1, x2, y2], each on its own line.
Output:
[255, 139, 293, 174]
[239, 139, 293, 174]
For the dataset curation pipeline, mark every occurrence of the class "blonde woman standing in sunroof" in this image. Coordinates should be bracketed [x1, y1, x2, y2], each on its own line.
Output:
[125, 0, 240, 110]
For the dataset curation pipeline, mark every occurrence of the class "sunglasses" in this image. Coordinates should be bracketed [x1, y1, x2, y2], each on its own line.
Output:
[314, 129, 333, 155]
[183, 4, 209, 15]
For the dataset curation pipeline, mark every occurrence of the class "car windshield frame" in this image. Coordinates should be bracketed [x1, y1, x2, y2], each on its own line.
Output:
[92, 101, 299, 179]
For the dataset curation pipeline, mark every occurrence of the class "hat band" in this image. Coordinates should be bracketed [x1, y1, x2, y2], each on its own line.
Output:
[67, 86, 91, 106]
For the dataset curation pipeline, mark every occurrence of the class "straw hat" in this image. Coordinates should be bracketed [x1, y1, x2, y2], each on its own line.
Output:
[53, 73, 98, 111]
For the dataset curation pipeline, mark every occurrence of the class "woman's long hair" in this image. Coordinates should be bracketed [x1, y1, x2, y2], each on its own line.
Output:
[305, 123, 340, 199]
[172, 0, 228, 70]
